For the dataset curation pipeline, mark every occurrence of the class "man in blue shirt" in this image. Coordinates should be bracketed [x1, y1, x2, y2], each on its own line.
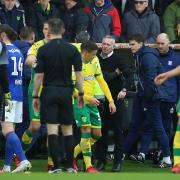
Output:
[0, 24, 31, 173]
[131, 33, 180, 165]
[123, 33, 172, 168]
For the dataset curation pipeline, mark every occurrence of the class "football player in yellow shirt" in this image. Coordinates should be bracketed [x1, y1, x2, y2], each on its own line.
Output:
[73, 41, 116, 173]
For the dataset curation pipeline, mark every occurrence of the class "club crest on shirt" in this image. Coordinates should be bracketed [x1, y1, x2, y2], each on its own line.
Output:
[168, 61, 173, 66]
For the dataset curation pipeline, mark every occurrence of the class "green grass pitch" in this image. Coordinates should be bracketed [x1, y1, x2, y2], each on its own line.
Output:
[0, 159, 179, 180]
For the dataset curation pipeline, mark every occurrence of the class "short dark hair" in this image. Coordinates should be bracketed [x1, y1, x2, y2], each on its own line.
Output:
[75, 31, 90, 43]
[47, 18, 64, 35]
[19, 26, 34, 40]
[81, 41, 98, 52]
[128, 34, 144, 43]
[0, 24, 17, 41]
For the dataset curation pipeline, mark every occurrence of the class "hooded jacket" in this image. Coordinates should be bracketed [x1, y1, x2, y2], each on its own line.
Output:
[134, 46, 172, 101]
[83, 0, 121, 42]
[158, 48, 180, 102]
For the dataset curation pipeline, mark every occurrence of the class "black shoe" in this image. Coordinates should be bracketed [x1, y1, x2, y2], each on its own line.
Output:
[112, 163, 121, 172]
[153, 150, 162, 164]
[96, 161, 106, 171]
[130, 154, 145, 163]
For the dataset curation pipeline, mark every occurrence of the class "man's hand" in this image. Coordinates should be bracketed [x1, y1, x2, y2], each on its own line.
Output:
[117, 90, 126, 100]
[89, 97, 100, 106]
[154, 73, 168, 85]
[77, 96, 84, 108]
[33, 98, 40, 112]
[4, 92, 13, 112]
[109, 101, 116, 114]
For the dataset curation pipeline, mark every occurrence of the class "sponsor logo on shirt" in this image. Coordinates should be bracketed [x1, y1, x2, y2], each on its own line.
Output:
[168, 61, 173, 66]
[84, 75, 94, 81]
[15, 79, 22, 85]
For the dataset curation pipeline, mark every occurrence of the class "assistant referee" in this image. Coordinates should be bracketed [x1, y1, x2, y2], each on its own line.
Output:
[33, 18, 84, 173]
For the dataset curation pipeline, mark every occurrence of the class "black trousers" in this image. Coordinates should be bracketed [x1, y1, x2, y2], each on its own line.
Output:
[96, 100, 124, 164]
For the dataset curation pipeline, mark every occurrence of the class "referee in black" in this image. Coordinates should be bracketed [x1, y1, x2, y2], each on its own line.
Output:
[33, 18, 84, 173]
[0, 41, 10, 120]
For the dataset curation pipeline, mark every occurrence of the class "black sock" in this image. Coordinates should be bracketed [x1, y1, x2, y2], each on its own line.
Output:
[64, 135, 74, 168]
[48, 134, 61, 169]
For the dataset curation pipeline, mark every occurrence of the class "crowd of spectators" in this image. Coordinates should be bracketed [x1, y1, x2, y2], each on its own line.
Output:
[0, 0, 180, 174]
[0, 0, 179, 43]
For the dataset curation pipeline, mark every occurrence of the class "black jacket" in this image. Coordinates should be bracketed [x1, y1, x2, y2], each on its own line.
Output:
[26, 2, 60, 40]
[97, 52, 134, 100]
[62, 2, 89, 42]
[0, 6, 25, 33]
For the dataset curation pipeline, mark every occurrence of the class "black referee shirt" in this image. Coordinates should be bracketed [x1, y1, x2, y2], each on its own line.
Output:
[35, 39, 82, 87]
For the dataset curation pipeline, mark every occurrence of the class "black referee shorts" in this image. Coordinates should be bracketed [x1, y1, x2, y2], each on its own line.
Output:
[40, 86, 74, 125]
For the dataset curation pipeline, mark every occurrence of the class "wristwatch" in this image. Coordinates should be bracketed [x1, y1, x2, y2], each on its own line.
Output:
[78, 92, 84, 96]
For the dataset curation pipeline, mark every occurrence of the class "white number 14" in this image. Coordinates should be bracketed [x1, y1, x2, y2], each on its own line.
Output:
[11, 56, 23, 76]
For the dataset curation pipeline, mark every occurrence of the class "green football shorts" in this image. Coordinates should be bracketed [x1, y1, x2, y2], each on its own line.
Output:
[73, 99, 101, 128]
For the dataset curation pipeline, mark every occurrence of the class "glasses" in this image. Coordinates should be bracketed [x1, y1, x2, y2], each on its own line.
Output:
[135, 1, 146, 5]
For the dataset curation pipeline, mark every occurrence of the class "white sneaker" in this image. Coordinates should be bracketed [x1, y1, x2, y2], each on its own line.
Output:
[0, 166, 11, 173]
[66, 168, 77, 173]
[12, 160, 32, 173]
[48, 168, 62, 173]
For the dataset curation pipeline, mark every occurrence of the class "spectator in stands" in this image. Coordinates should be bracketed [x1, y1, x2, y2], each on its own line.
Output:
[62, 0, 89, 42]
[121, 0, 160, 43]
[114, 0, 173, 31]
[171, 19, 180, 44]
[123, 34, 172, 168]
[163, 0, 180, 42]
[83, 0, 121, 42]
[112, 0, 147, 16]
[26, 0, 60, 40]
[95, 35, 134, 172]
[0, 0, 26, 34]
[19, 0, 36, 8]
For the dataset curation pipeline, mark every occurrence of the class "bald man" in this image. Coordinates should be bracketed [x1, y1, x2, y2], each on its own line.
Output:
[155, 33, 180, 139]
[130, 33, 180, 167]
[154, 66, 180, 173]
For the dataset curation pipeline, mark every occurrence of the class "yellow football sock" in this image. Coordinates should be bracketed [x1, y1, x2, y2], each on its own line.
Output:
[48, 156, 54, 166]
[74, 144, 82, 158]
[21, 130, 33, 151]
[174, 125, 180, 164]
[80, 132, 92, 169]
